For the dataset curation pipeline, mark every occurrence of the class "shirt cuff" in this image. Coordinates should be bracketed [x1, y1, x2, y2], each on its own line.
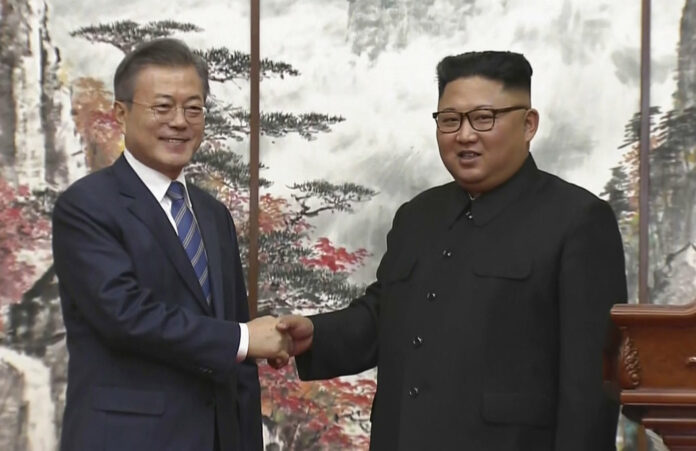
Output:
[236, 323, 249, 362]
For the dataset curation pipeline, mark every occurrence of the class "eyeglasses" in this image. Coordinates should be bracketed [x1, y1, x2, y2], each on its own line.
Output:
[432, 105, 528, 133]
[124, 100, 207, 124]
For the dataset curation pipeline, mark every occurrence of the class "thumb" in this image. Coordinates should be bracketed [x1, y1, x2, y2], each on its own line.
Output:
[276, 319, 290, 332]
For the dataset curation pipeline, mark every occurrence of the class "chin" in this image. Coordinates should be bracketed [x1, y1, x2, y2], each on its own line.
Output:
[163, 148, 195, 162]
[454, 173, 486, 189]
[453, 171, 484, 184]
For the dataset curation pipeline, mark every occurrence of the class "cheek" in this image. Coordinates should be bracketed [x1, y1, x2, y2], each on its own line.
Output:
[436, 133, 454, 154]
[480, 132, 509, 153]
[125, 123, 145, 144]
[132, 123, 156, 142]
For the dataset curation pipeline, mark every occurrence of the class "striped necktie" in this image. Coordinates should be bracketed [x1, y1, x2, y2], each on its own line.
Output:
[166, 181, 211, 305]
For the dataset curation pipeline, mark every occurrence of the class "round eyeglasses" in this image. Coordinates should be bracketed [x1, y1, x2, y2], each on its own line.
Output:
[432, 105, 528, 133]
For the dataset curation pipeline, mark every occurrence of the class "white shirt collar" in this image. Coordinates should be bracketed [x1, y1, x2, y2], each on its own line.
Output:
[123, 149, 189, 204]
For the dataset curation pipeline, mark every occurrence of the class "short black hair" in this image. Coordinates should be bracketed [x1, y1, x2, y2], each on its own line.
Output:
[436, 51, 532, 98]
[114, 38, 209, 102]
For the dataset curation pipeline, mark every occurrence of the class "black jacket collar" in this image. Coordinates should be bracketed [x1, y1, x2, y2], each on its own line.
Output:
[447, 153, 539, 228]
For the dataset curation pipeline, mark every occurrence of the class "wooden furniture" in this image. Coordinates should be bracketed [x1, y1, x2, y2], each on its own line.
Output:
[605, 301, 696, 450]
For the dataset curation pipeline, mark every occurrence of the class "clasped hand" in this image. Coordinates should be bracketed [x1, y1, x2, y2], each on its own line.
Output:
[246, 315, 313, 368]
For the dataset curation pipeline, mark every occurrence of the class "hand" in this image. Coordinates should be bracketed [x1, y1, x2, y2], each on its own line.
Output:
[276, 315, 314, 356]
[246, 315, 292, 360]
[266, 315, 315, 369]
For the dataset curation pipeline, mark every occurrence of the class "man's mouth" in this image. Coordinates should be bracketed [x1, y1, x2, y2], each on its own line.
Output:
[457, 150, 480, 159]
[161, 137, 189, 143]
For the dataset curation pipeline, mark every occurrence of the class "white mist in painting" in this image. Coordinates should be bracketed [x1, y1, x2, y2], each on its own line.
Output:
[258, 0, 684, 282]
[0, 347, 56, 451]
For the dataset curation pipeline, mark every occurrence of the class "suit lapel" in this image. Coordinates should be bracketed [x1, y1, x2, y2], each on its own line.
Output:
[112, 156, 213, 315]
[189, 187, 226, 320]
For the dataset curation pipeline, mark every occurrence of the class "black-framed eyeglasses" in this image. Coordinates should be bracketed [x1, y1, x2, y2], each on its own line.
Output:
[432, 105, 528, 133]
[122, 100, 207, 124]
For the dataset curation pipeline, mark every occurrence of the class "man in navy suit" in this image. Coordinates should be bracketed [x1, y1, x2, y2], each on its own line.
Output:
[53, 38, 288, 451]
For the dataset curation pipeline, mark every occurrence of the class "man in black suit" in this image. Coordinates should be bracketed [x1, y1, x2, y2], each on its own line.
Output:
[53, 38, 290, 451]
[276, 51, 627, 450]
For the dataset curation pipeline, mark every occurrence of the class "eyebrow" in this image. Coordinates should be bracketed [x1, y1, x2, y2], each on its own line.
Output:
[440, 105, 494, 111]
[153, 94, 204, 102]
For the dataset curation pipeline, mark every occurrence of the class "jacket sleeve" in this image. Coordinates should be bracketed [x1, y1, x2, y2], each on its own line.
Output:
[296, 202, 410, 380]
[554, 199, 627, 451]
[296, 282, 381, 380]
[52, 184, 241, 382]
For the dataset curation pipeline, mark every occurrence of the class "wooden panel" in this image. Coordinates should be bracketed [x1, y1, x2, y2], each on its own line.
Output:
[606, 301, 696, 449]
[618, 325, 696, 389]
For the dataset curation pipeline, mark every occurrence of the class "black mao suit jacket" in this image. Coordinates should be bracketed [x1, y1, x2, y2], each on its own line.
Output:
[53, 155, 262, 451]
[297, 155, 627, 450]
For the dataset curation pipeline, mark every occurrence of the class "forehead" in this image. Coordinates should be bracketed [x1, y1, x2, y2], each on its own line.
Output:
[132, 64, 204, 99]
[438, 76, 523, 109]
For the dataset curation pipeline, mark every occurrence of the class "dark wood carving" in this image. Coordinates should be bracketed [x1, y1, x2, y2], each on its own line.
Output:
[604, 300, 696, 450]
[619, 334, 642, 388]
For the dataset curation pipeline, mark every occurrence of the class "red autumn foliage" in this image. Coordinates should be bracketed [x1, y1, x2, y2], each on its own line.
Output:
[301, 237, 369, 272]
[0, 179, 51, 306]
[72, 77, 123, 171]
[259, 194, 290, 233]
[259, 361, 374, 449]
[217, 185, 249, 226]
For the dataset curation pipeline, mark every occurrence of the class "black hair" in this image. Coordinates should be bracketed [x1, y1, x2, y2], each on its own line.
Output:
[114, 38, 209, 102]
[436, 51, 532, 98]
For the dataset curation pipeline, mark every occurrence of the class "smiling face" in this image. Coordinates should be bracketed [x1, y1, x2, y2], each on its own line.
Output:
[436, 76, 538, 195]
[114, 64, 205, 180]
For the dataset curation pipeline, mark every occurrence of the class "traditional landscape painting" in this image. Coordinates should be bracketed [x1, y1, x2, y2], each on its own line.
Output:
[1, 0, 694, 449]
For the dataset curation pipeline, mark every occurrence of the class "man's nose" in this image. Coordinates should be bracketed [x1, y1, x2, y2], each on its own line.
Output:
[168, 107, 188, 127]
[455, 117, 478, 141]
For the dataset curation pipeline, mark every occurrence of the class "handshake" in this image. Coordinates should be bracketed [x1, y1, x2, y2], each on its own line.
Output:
[246, 315, 314, 368]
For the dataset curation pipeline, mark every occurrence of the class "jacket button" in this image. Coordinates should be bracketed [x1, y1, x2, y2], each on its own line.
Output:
[412, 336, 423, 348]
[408, 387, 420, 398]
[442, 249, 452, 258]
[426, 292, 437, 302]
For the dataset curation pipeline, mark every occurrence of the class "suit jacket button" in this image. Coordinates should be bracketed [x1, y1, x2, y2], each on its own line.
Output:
[412, 336, 423, 348]
[408, 387, 420, 398]
[426, 292, 437, 302]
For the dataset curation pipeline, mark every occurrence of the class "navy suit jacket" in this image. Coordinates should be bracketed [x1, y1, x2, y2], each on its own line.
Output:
[53, 155, 262, 451]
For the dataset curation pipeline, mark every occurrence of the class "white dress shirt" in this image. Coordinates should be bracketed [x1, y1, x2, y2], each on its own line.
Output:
[123, 150, 249, 361]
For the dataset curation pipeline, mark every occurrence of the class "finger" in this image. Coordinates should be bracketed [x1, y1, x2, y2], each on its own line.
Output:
[279, 330, 293, 353]
[268, 357, 286, 369]
[284, 337, 295, 356]
[292, 337, 312, 356]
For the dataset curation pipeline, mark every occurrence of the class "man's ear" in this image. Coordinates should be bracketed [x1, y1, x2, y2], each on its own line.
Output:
[113, 101, 127, 134]
[524, 108, 539, 142]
